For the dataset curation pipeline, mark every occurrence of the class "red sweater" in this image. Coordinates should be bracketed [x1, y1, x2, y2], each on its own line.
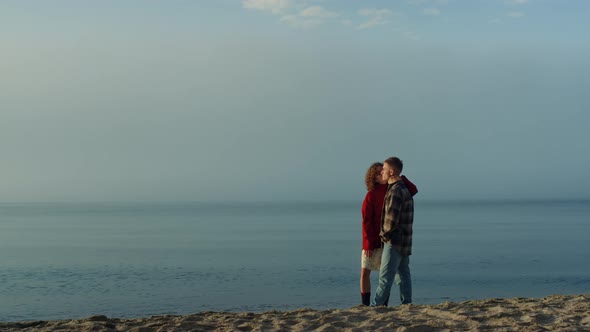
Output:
[362, 184, 387, 250]
[361, 176, 418, 250]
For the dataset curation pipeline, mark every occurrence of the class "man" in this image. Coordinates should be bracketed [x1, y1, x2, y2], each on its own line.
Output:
[372, 157, 415, 306]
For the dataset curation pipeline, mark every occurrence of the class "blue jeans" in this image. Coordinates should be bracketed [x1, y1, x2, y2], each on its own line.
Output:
[372, 243, 412, 305]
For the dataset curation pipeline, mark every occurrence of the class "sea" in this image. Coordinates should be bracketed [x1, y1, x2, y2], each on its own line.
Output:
[1, 200, 589, 322]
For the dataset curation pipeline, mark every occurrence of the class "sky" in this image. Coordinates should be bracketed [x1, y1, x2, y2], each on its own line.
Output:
[1, 0, 589, 202]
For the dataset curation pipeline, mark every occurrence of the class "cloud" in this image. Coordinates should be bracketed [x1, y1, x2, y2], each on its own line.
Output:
[506, 11, 525, 18]
[280, 15, 323, 29]
[357, 17, 389, 30]
[279, 5, 338, 29]
[358, 8, 393, 17]
[506, 0, 529, 4]
[407, 0, 448, 5]
[243, 0, 338, 29]
[242, 0, 290, 14]
[300, 5, 337, 18]
[357, 8, 394, 30]
[423, 8, 441, 16]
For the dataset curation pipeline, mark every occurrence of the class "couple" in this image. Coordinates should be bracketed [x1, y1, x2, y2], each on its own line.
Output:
[360, 157, 416, 306]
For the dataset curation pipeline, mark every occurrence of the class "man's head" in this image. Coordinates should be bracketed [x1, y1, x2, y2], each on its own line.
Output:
[381, 157, 403, 183]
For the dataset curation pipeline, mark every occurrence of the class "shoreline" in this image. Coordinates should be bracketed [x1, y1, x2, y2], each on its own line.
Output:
[2, 294, 589, 332]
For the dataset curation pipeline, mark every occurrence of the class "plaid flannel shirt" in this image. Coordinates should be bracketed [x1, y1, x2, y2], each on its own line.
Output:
[380, 180, 415, 256]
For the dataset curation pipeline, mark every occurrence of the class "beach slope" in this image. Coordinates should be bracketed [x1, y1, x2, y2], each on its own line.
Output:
[2, 294, 589, 331]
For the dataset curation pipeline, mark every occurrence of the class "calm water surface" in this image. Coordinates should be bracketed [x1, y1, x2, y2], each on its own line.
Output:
[1, 201, 589, 321]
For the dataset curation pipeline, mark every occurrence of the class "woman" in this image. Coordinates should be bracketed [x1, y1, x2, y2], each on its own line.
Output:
[361, 162, 418, 305]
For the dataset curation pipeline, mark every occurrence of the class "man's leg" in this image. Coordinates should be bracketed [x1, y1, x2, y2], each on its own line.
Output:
[372, 243, 400, 306]
[397, 255, 412, 304]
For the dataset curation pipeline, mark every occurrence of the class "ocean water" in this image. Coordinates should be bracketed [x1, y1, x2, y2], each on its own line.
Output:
[1, 200, 589, 322]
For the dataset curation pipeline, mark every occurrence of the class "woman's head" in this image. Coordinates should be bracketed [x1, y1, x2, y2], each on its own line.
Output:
[365, 162, 386, 191]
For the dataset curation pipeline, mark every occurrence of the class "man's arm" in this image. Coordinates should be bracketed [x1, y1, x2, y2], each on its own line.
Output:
[389, 186, 403, 230]
[381, 186, 403, 241]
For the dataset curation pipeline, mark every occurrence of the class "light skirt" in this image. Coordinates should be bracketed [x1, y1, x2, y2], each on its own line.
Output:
[361, 247, 383, 271]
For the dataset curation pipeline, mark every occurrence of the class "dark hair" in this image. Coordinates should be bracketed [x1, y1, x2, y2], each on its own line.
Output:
[384, 157, 403, 175]
[364, 162, 383, 191]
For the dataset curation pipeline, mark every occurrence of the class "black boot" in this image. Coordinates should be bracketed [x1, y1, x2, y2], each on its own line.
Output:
[361, 292, 371, 306]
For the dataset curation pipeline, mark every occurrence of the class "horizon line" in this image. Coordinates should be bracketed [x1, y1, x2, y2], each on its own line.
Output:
[1, 198, 589, 205]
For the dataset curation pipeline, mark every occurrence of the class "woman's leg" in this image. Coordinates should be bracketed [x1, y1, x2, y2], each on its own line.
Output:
[360, 268, 371, 305]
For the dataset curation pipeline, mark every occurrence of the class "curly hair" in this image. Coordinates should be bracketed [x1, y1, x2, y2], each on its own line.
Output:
[365, 162, 383, 192]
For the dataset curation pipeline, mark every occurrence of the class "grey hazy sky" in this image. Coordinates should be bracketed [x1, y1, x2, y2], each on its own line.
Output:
[1, 1, 589, 202]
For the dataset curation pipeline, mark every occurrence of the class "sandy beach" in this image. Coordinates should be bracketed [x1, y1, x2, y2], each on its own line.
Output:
[2, 294, 589, 332]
